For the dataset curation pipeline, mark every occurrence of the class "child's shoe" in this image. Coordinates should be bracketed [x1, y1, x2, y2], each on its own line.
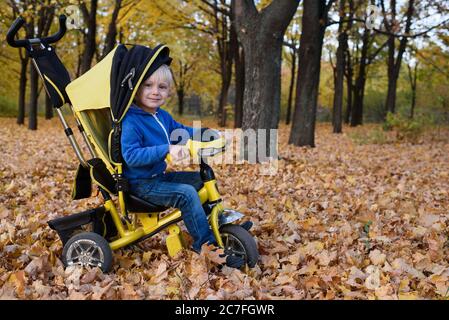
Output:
[220, 252, 245, 269]
[240, 221, 253, 231]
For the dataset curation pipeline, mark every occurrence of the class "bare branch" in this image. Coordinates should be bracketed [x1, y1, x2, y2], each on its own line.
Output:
[199, 0, 231, 16]
[373, 17, 449, 39]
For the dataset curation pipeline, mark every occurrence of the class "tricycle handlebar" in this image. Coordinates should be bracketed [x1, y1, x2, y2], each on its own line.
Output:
[6, 15, 67, 48]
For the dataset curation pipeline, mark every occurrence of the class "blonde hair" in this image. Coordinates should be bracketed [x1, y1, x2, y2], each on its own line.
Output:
[149, 64, 174, 89]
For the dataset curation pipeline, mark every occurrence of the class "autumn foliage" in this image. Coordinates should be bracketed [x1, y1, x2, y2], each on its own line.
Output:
[0, 117, 448, 300]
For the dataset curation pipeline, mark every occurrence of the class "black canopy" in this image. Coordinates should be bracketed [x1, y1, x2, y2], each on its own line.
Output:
[110, 44, 172, 123]
[109, 44, 172, 163]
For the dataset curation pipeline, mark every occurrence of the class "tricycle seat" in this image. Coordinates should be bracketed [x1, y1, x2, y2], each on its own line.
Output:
[127, 194, 168, 213]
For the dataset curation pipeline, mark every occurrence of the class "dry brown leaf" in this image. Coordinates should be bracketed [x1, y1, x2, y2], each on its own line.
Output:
[201, 243, 226, 265]
[0, 119, 448, 299]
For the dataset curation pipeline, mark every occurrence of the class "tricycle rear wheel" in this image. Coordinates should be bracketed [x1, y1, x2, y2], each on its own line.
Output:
[62, 232, 113, 272]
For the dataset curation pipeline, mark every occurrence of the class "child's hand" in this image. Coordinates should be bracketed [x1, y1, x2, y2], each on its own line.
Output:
[169, 145, 190, 162]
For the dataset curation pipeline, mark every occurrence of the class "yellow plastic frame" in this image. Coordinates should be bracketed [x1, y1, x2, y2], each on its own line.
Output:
[79, 131, 227, 254]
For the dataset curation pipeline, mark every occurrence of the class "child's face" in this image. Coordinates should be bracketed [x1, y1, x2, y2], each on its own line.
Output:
[135, 74, 170, 112]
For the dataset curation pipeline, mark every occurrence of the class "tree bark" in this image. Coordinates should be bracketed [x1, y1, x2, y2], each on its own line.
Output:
[289, 0, 332, 147]
[332, 0, 347, 133]
[45, 94, 53, 119]
[343, 0, 355, 125]
[233, 44, 244, 128]
[177, 88, 185, 115]
[28, 62, 39, 130]
[344, 47, 353, 124]
[217, 1, 234, 127]
[17, 50, 28, 125]
[286, 49, 297, 125]
[218, 77, 231, 126]
[234, 0, 299, 159]
[407, 61, 418, 119]
[351, 26, 370, 127]
[230, 1, 244, 129]
[23, 1, 55, 129]
[173, 59, 192, 116]
[384, 0, 414, 115]
[80, 0, 98, 74]
[102, 0, 122, 59]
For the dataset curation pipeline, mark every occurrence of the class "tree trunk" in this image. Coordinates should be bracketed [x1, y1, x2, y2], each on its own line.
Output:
[240, 37, 282, 131]
[234, 44, 244, 128]
[45, 94, 53, 119]
[289, 0, 329, 147]
[332, 0, 347, 133]
[332, 33, 346, 133]
[286, 49, 297, 125]
[384, 0, 414, 115]
[234, 0, 299, 159]
[102, 0, 122, 59]
[385, 70, 398, 114]
[351, 76, 367, 127]
[28, 62, 39, 130]
[407, 62, 418, 119]
[344, 48, 353, 124]
[177, 88, 185, 116]
[351, 27, 370, 127]
[17, 54, 28, 125]
[343, 0, 354, 125]
[76, 32, 82, 78]
[219, 14, 236, 128]
[410, 82, 416, 119]
[218, 78, 230, 127]
[230, 2, 244, 129]
[80, 0, 98, 74]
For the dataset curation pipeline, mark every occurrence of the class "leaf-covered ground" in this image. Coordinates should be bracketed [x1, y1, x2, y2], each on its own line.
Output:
[0, 117, 448, 300]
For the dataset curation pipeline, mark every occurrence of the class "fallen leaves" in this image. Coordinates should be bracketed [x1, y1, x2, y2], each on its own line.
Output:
[0, 119, 449, 299]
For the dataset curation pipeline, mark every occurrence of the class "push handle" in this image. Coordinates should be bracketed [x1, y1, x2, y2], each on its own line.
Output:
[6, 14, 67, 48]
[6, 16, 27, 48]
[42, 15, 67, 44]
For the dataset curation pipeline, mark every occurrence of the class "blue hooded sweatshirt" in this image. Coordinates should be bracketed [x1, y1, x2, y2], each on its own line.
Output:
[121, 104, 200, 182]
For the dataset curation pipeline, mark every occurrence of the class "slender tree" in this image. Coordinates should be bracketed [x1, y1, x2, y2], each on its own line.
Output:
[79, 0, 98, 74]
[406, 54, 419, 119]
[24, 1, 55, 130]
[231, 21, 244, 128]
[101, 0, 140, 59]
[381, 0, 414, 115]
[17, 46, 28, 125]
[332, 0, 347, 133]
[226, 0, 244, 129]
[289, 0, 335, 147]
[101, 0, 122, 59]
[283, 13, 300, 126]
[172, 59, 195, 115]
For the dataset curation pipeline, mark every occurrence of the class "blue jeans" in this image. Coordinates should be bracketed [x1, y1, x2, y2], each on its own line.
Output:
[130, 171, 216, 252]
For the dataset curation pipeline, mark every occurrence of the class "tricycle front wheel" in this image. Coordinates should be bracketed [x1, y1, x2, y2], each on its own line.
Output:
[219, 224, 259, 268]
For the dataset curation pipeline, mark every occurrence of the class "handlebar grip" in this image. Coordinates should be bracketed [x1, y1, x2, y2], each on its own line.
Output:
[165, 154, 172, 163]
[42, 15, 67, 44]
[6, 16, 28, 48]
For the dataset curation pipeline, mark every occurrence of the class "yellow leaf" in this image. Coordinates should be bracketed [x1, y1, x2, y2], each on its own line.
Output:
[166, 286, 179, 295]
[398, 292, 419, 300]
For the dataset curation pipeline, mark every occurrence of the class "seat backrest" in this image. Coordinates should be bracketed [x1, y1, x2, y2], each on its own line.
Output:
[77, 108, 114, 172]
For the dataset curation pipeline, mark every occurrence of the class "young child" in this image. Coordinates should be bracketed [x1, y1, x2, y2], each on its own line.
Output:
[121, 63, 244, 268]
